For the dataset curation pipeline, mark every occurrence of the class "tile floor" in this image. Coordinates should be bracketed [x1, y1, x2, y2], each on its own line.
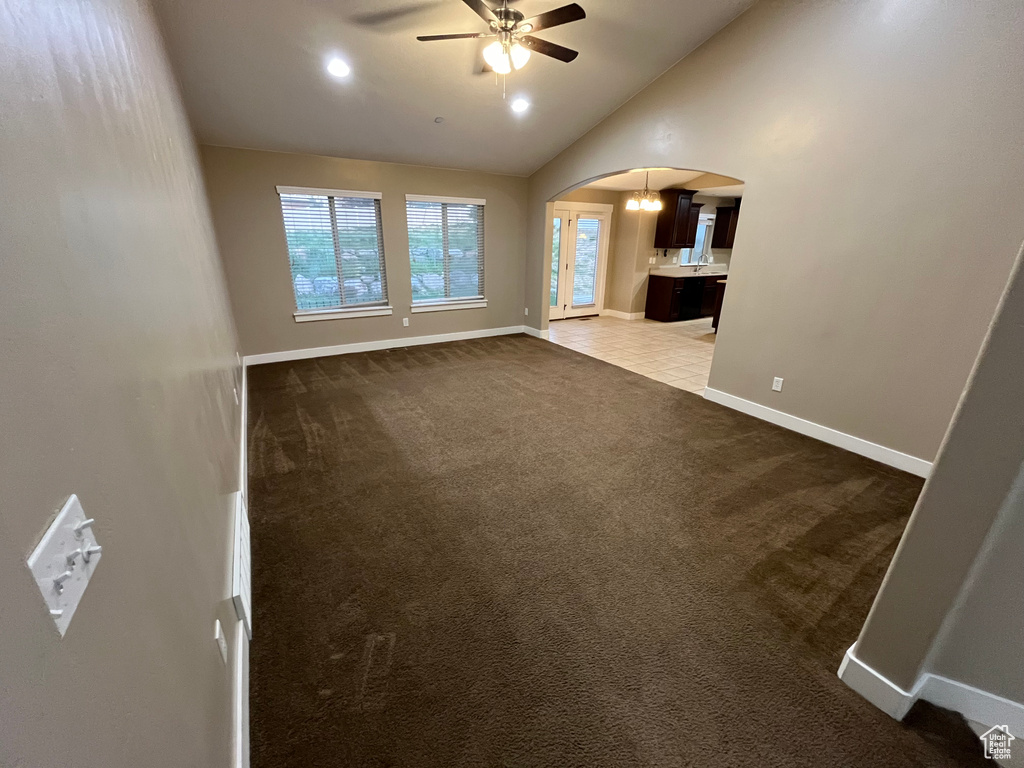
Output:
[546, 315, 716, 394]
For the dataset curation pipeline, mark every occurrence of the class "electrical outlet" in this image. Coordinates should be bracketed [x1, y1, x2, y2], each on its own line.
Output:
[402, 317, 409, 327]
[524, 307, 529, 316]
[772, 377, 784, 392]
[671, 256, 678, 264]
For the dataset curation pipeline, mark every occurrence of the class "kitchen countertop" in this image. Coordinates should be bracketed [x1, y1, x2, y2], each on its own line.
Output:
[649, 267, 729, 278]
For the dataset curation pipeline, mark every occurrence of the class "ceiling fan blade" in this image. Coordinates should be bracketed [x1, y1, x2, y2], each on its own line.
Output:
[349, 2, 447, 29]
[520, 35, 579, 63]
[520, 3, 585, 33]
[461, 0, 497, 24]
[417, 32, 494, 41]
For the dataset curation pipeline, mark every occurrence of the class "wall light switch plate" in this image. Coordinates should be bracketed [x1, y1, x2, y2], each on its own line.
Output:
[402, 318, 409, 327]
[772, 377, 784, 392]
[215, 619, 228, 664]
[524, 307, 529, 316]
[27, 494, 102, 637]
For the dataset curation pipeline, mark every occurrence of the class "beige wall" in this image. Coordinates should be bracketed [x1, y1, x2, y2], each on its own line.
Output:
[928, 477, 1024, 703]
[526, 0, 1024, 463]
[201, 146, 529, 357]
[607, 192, 659, 314]
[0, 2, 241, 767]
[929, 472, 1024, 703]
[855, 243, 1024, 700]
[558, 188, 621, 207]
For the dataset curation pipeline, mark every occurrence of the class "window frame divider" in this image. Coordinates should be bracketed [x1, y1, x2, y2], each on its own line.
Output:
[327, 196, 347, 307]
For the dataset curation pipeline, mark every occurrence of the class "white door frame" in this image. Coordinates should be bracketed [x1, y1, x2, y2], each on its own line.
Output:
[549, 207, 570, 320]
[548, 201, 614, 320]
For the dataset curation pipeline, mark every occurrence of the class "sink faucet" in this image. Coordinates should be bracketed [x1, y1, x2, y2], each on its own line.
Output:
[693, 252, 707, 274]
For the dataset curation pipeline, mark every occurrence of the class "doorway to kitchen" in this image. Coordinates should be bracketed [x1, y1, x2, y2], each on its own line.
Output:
[542, 167, 745, 390]
[549, 202, 613, 319]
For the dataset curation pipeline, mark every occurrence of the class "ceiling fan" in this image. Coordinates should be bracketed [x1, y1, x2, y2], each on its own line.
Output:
[416, 0, 586, 74]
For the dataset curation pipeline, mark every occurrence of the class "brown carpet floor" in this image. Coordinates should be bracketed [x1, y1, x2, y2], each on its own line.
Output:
[247, 334, 986, 767]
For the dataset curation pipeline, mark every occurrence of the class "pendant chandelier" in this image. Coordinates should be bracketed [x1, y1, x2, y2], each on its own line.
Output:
[625, 171, 662, 212]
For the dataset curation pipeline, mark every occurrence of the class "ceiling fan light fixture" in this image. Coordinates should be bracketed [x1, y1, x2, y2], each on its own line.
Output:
[510, 42, 531, 70]
[417, 2, 586, 80]
[483, 40, 512, 74]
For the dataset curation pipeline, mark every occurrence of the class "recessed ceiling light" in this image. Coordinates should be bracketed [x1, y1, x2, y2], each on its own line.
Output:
[511, 98, 530, 114]
[326, 58, 351, 78]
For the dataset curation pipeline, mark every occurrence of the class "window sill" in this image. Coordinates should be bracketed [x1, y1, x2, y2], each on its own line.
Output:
[410, 299, 487, 314]
[294, 306, 393, 322]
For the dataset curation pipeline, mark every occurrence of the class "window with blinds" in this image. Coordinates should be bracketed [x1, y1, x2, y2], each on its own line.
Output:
[276, 186, 388, 313]
[406, 195, 485, 304]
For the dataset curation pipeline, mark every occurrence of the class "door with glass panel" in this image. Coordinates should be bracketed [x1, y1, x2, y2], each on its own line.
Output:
[549, 204, 612, 320]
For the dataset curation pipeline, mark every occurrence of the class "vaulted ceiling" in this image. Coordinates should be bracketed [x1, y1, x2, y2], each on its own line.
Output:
[152, 0, 754, 176]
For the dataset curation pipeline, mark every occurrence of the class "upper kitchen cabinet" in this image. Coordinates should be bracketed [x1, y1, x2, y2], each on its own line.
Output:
[654, 189, 699, 249]
[711, 199, 741, 248]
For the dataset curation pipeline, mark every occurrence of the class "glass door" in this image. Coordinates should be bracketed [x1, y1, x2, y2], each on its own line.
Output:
[567, 215, 602, 316]
[549, 206, 611, 320]
[549, 209, 569, 320]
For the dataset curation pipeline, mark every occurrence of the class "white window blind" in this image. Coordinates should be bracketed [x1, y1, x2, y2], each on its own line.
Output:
[406, 195, 485, 304]
[276, 186, 388, 312]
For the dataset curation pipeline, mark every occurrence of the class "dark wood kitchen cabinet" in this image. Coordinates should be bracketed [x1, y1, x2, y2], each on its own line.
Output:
[653, 189, 700, 249]
[711, 199, 741, 249]
[645, 274, 727, 322]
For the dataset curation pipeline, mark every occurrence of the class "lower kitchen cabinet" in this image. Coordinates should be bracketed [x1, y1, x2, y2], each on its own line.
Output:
[645, 273, 726, 322]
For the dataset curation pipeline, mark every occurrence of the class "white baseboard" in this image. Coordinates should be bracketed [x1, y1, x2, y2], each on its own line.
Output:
[921, 674, 1024, 736]
[838, 645, 916, 719]
[238, 361, 247, 504]
[243, 325, 528, 366]
[838, 645, 1024, 736]
[232, 355, 249, 768]
[522, 326, 549, 340]
[232, 617, 250, 768]
[599, 309, 645, 320]
[702, 387, 932, 477]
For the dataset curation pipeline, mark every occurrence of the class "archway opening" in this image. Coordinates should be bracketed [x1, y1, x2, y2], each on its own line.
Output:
[544, 167, 744, 394]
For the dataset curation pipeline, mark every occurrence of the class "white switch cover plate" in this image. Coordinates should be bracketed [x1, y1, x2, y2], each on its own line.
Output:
[402, 317, 409, 327]
[772, 377, 784, 392]
[215, 619, 228, 664]
[27, 494, 102, 637]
